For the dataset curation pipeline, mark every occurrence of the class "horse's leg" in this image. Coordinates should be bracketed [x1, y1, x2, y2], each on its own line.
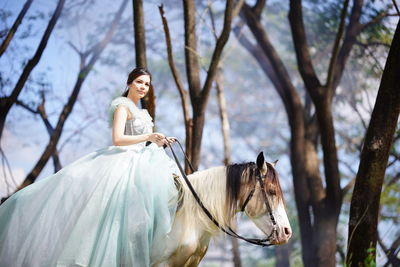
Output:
[167, 234, 210, 267]
[183, 244, 209, 267]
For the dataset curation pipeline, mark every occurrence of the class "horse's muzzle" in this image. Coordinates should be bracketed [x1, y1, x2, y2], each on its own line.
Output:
[271, 226, 292, 245]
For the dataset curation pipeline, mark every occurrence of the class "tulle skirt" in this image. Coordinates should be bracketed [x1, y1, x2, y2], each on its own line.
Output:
[0, 143, 179, 267]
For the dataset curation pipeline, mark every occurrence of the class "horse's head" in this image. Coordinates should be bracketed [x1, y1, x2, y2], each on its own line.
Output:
[226, 152, 292, 245]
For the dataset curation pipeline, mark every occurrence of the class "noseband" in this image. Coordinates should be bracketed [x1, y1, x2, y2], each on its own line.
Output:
[167, 140, 278, 247]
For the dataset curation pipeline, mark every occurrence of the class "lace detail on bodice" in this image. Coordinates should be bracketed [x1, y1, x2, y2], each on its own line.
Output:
[109, 97, 154, 137]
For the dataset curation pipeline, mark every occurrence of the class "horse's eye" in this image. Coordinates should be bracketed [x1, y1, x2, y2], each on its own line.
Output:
[269, 189, 276, 196]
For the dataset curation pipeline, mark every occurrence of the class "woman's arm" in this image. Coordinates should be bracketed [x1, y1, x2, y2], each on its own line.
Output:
[112, 106, 164, 146]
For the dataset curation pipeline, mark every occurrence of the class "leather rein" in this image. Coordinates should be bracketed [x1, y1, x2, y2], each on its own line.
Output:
[166, 140, 278, 247]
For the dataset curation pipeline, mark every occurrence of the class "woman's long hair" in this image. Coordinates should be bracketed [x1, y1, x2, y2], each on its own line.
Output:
[122, 67, 153, 97]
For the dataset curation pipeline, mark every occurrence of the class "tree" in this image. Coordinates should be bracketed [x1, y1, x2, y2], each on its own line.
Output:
[346, 18, 400, 266]
[0, 0, 65, 140]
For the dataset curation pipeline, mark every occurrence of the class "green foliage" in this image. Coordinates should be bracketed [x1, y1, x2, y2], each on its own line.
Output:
[364, 247, 376, 267]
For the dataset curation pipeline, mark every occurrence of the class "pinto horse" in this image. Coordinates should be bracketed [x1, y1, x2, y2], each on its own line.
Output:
[154, 152, 292, 267]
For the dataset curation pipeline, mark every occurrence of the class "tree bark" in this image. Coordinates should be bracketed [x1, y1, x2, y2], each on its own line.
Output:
[0, 0, 65, 140]
[346, 19, 400, 266]
[14, 0, 129, 191]
[132, 0, 155, 119]
[0, 0, 34, 57]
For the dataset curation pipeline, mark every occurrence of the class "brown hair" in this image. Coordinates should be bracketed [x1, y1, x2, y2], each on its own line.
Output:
[122, 67, 152, 97]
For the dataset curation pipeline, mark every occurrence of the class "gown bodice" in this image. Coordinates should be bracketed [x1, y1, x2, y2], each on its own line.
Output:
[109, 97, 154, 148]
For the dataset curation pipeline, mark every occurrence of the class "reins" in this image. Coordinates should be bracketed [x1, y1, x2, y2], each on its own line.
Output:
[166, 139, 278, 247]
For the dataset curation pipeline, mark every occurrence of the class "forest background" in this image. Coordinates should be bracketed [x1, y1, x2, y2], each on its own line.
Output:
[0, 0, 399, 266]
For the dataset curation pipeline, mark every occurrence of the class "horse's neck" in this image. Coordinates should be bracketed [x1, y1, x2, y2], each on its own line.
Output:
[177, 166, 233, 235]
[165, 166, 232, 264]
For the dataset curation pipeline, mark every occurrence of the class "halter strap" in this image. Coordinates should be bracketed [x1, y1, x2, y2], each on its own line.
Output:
[240, 188, 255, 212]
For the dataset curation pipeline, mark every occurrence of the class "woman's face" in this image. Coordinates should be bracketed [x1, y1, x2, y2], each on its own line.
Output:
[128, 74, 150, 100]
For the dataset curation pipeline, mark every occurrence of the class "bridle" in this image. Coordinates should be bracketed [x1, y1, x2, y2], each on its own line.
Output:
[166, 140, 278, 247]
[240, 167, 278, 237]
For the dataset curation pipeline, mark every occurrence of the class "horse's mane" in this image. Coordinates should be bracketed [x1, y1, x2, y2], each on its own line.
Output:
[178, 166, 229, 234]
[177, 162, 283, 235]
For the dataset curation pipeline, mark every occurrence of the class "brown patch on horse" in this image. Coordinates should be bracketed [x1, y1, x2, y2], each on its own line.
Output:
[263, 162, 284, 205]
[225, 162, 284, 217]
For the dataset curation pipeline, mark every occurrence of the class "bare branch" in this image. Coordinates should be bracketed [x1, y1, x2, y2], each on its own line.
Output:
[158, 4, 193, 173]
[232, 0, 245, 19]
[333, 0, 363, 89]
[342, 177, 356, 196]
[200, 0, 234, 111]
[392, 0, 400, 16]
[359, 10, 390, 32]
[326, 0, 350, 92]
[158, 5, 191, 128]
[288, 0, 322, 96]
[15, 99, 38, 114]
[67, 41, 82, 56]
[252, 0, 266, 18]
[387, 172, 400, 186]
[0, 0, 34, 57]
[378, 232, 400, 266]
[0, 146, 19, 196]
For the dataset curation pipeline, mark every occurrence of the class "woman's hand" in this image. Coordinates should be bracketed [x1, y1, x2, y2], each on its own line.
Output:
[147, 133, 177, 147]
[147, 133, 166, 143]
[165, 137, 177, 144]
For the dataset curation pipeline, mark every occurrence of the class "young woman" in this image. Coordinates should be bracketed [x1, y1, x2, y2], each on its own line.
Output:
[0, 67, 180, 267]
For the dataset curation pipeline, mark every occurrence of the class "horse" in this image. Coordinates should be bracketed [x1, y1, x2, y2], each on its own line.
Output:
[154, 152, 292, 267]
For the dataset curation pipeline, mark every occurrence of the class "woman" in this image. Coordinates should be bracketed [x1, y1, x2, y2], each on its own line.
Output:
[0, 68, 180, 267]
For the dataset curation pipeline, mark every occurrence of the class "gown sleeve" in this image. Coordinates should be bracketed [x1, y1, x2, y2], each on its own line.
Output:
[108, 97, 138, 127]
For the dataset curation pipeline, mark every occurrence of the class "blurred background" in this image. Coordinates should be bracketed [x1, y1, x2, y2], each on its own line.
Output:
[0, 0, 399, 266]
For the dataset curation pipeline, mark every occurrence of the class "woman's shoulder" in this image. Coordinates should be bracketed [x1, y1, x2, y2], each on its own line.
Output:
[110, 97, 137, 110]
[109, 97, 139, 126]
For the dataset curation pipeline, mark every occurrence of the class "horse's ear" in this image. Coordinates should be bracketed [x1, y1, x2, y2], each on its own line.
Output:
[271, 159, 279, 167]
[256, 152, 267, 174]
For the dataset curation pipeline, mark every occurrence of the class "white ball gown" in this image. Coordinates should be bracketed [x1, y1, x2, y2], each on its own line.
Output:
[0, 97, 179, 267]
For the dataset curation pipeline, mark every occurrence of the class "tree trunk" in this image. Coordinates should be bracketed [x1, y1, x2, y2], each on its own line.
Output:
[0, 0, 65, 140]
[275, 244, 291, 267]
[215, 68, 232, 166]
[183, 0, 202, 171]
[14, 0, 129, 192]
[132, 0, 155, 119]
[0, 0, 34, 57]
[215, 67, 242, 267]
[346, 19, 400, 266]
